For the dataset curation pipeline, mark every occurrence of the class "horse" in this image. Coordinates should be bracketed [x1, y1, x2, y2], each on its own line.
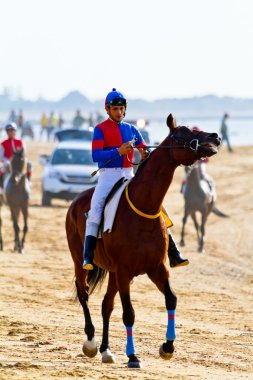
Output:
[65, 114, 221, 368]
[4, 148, 30, 253]
[0, 193, 3, 250]
[180, 162, 228, 253]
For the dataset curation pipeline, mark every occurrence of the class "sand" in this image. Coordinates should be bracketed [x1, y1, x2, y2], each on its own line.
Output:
[0, 141, 252, 380]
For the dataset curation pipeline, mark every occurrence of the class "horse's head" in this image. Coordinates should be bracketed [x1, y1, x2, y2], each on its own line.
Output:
[166, 114, 221, 166]
[11, 148, 26, 178]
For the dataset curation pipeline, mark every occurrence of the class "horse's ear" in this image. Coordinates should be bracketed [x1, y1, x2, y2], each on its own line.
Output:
[166, 114, 176, 131]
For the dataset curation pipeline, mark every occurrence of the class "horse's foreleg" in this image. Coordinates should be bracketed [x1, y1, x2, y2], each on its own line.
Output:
[191, 212, 201, 250]
[0, 210, 3, 251]
[10, 208, 21, 253]
[100, 272, 118, 363]
[148, 264, 177, 360]
[117, 270, 141, 368]
[21, 204, 28, 250]
[199, 213, 207, 253]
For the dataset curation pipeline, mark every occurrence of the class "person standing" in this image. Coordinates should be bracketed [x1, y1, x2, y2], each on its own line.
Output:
[40, 112, 49, 141]
[220, 113, 233, 152]
[72, 110, 85, 128]
[48, 111, 58, 141]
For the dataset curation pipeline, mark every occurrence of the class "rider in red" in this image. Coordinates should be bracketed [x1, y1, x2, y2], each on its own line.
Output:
[0, 122, 31, 192]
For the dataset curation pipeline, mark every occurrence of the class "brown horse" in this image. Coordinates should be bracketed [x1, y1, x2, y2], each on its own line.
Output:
[0, 194, 3, 250]
[5, 148, 30, 253]
[65, 114, 221, 368]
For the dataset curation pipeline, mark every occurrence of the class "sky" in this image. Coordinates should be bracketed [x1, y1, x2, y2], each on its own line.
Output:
[0, 0, 253, 101]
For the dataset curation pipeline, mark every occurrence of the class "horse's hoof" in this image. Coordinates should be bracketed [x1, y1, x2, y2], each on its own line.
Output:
[101, 349, 116, 363]
[159, 344, 174, 360]
[128, 361, 142, 369]
[179, 240, 185, 247]
[82, 338, 97, 358]
[127, 354, 142, 369]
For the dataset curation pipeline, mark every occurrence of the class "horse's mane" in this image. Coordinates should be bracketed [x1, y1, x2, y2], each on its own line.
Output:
[134, 150, 154, 175]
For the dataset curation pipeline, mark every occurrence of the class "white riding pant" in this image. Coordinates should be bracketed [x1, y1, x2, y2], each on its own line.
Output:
[86, 167, 134, 237]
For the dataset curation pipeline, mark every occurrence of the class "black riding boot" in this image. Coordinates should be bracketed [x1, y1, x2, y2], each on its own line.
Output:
[82, 235, 97, 270]
[168, 233, 189, 268]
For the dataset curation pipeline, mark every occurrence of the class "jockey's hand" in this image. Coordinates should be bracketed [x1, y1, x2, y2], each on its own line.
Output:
[139, 148, 149, 160]
[118, 141, 134, 156]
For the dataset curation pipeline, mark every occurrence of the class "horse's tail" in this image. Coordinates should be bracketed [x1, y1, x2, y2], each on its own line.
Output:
[212, 205, 229, 218]
[88, 265, 108, 295]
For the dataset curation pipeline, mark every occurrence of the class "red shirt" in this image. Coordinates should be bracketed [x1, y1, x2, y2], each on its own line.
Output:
[1, 138, 24, 159]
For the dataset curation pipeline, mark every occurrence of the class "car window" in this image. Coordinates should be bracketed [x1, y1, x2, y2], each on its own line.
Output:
[51, 149, 95, 166]
[55, 130, 93, 142]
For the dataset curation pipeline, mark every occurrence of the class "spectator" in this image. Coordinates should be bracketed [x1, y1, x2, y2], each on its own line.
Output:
[220, 113, 233, 152]
[72, 110, 85, 128]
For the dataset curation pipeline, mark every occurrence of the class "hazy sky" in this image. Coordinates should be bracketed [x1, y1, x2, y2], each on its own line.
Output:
[1, 0, 252, 101]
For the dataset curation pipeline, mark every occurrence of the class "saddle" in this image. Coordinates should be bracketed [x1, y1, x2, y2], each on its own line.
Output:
[98, 177, 173, 238]
[98, 177, 130, 237]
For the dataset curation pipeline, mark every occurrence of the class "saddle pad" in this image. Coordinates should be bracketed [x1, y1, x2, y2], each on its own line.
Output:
[100, 178, 132, 236]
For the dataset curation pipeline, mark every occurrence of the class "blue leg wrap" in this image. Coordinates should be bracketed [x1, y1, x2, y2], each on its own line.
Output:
[166, 310, 176, 340]
[126, 326, 135, 356]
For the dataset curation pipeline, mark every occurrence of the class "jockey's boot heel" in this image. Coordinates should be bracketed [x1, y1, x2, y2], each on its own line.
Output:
[168, 233, 189, 268]
[82, 235, 97, 270]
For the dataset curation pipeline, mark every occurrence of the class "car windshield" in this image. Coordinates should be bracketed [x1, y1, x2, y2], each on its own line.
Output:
[51, 148, 95, 166]
[55, 129, 93, 142]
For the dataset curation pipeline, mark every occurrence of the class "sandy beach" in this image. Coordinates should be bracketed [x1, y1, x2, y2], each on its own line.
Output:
[0, 141, 252, 380]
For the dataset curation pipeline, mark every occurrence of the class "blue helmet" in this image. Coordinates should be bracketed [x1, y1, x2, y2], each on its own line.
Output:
[5, 122, 17, 131]
[105, 88, 127, 108]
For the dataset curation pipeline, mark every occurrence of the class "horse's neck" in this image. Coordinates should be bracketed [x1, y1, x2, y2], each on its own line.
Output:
[187, 167, 201, 188]
[129, 143, 178, 214]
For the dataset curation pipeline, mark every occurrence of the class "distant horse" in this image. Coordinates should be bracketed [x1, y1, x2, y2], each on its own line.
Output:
[5, 148, 30, 253]
[180, 162, 228, 253]
[0, 194, 3, 250]
[65, 114, 221, 368]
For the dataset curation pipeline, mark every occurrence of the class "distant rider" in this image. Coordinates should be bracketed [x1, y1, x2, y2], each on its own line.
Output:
[82, 88, 189, 270]
[0, 122, 32, 193]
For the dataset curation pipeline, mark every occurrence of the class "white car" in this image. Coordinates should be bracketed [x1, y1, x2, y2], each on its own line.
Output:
[40, 141, 98, 206]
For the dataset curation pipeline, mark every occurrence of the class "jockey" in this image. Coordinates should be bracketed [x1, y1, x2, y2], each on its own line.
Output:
[82, 88, 189, 270]
[0, 122, 32, 192]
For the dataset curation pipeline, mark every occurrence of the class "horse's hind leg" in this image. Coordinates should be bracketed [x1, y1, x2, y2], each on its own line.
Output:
[100, 272, 118, 363]
[75, 264, 98, 358]
[116, 270, 141, 368]
[148, 264, 177, 360]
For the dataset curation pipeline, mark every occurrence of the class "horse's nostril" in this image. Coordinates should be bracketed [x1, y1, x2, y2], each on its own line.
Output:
[209, 133, 219, 138]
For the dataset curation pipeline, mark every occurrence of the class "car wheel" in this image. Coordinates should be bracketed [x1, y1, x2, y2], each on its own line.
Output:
[42, 191, 51, 206]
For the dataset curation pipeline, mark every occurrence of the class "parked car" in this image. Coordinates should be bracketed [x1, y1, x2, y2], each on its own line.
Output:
[40, 141, 97, 206]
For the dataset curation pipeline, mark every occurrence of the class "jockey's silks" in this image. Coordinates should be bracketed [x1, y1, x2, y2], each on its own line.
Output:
[1, 138, 23, 159]
[92, 118, 146, 168]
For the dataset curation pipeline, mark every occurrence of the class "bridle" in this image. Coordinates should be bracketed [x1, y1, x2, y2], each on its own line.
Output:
[128, 131, 202, 165]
